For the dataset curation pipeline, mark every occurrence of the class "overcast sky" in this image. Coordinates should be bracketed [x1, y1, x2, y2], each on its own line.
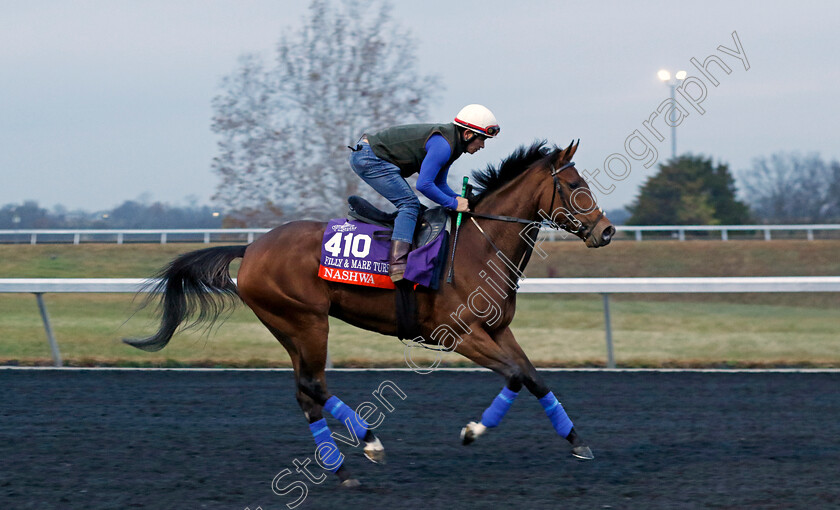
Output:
[2, 0, 839, 212]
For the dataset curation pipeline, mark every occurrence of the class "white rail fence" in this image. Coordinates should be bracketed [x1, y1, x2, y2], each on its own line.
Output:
[3, 277, 839, 368]
[2, 225, 840, 244]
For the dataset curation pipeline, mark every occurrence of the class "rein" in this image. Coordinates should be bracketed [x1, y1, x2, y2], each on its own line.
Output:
[460, 161, 602, 258]
[461, 211, 534, 225]
[453, 161, 578, 280]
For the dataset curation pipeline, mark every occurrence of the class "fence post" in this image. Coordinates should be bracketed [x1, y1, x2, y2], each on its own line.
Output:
[73, 233, 80, 245]
[764, 229, 771, 241]
[35, 293, 62, 367]
[204, 232, 210, 244]
[635, 230, 642, 241]
[117, 232, 124, 245]
[678, 229, 685, 241]
[161, 233, 167, 245]
[247, 232, 254, 243]
[602, 293, 615, 369]
[807, 229, 814, 241]
[721, 229, 728, 241]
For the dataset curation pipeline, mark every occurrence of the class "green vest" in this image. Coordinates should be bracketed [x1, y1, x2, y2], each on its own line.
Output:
[366, 123, 467, 177]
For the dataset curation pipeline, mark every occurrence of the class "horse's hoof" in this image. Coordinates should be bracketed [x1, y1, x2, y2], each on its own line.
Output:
[571, 445, 594, 460]
[460, 421, 486, 446]
[363, 437, 386, 465]
[339, 478, 361, 488]
[460, 426, 474, 445]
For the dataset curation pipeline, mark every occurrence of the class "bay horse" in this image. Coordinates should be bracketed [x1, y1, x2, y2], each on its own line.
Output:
[125, 140, 614, 486]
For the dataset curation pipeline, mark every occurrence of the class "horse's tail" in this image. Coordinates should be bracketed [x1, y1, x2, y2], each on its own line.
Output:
[123, 245, 247, 352]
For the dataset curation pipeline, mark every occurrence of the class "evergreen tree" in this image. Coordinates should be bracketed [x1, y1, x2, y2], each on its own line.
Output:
[627, 155, 751, 225]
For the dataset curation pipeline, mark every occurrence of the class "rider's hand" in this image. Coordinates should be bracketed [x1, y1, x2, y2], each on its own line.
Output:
[455, 196, 470, 212]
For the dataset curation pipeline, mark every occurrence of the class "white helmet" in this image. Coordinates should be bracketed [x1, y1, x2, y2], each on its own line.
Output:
[454, 104, 500, 138]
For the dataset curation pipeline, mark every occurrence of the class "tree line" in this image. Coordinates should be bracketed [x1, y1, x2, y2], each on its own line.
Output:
[0, 200, 222, 229]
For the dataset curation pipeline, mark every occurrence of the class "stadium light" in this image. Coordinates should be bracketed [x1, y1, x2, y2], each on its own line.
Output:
[657, 69, 687, 159]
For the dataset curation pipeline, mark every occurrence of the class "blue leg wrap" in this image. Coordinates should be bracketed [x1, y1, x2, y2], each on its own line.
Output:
[539, 391, 574, 438]
[480, 386, 519, 428]
[309, 418, 344, 472]
[324, 396, 369, 440]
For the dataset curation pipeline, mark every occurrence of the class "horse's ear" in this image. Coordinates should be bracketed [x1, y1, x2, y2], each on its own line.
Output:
[568, 139, 580, 160]
[549, 139, 580, 170]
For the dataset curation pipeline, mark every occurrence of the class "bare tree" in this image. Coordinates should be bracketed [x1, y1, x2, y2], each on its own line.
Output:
[212, 0, 441, 226]
[739, 153, 840, 224]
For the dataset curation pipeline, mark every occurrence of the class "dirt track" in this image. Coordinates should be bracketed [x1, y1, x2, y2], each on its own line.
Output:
[2, 369, 839, 509]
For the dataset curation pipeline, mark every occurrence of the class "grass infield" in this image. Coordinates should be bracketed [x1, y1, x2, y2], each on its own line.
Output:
[1, 240, 838, 367]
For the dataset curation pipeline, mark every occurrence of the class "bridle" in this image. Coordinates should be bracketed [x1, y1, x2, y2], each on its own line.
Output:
[462, 160, 603, 236]
[548, 161, 606, 241]
[457, 160, 604, 277]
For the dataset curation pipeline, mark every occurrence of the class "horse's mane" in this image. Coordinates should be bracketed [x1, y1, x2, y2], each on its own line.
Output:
[470, 141, 550, 203]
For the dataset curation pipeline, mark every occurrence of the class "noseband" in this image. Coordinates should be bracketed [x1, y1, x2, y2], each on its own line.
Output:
[549, 161, 605, 242]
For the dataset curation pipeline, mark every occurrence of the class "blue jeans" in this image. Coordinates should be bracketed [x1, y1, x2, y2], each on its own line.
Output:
[349, 143, 420, 244]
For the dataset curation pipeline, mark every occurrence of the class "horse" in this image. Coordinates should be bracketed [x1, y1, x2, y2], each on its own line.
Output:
[125, 140, 615, 486]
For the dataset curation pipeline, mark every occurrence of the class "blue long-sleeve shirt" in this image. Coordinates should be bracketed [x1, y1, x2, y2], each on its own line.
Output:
[415, 134, 459, 209]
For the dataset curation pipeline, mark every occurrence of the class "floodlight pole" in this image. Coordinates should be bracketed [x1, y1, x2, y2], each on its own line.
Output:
[668, 83, 677, 160]
[658, 69, 686, 162]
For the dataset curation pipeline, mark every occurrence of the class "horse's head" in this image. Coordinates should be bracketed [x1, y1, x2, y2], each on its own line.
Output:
[541, 141, 615, 247]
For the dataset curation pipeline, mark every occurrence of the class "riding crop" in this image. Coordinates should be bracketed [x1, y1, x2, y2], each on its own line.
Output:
[446, 176, 469, 284]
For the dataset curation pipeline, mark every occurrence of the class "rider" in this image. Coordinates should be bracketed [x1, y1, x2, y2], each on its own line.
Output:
[349, 104, 500, 282]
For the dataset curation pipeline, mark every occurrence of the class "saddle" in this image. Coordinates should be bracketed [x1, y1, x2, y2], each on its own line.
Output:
[347, 195, 449, 248]
[345, 196, 451, 339]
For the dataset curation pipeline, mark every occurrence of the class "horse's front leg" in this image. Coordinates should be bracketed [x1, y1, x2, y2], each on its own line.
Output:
[457, 326, 593, 460]
[496, 327, 594, 460]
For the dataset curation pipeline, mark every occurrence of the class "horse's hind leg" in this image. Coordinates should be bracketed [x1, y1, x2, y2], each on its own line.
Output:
[249, 314, 353, 484]
[253, 310, 384, 484]
[296, 362, 387, 467]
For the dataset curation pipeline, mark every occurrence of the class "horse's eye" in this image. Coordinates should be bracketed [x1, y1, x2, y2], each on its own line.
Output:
[569, 181, 580, 190]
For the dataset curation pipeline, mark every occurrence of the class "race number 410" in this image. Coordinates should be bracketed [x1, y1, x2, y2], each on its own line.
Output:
[324, 232, 372, 258]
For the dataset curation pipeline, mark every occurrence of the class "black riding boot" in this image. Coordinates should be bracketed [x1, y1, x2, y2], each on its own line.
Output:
[388, 240, 412, 282]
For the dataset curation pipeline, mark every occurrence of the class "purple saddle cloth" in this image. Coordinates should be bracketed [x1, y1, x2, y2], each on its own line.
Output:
[404, 229, 449, 289]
